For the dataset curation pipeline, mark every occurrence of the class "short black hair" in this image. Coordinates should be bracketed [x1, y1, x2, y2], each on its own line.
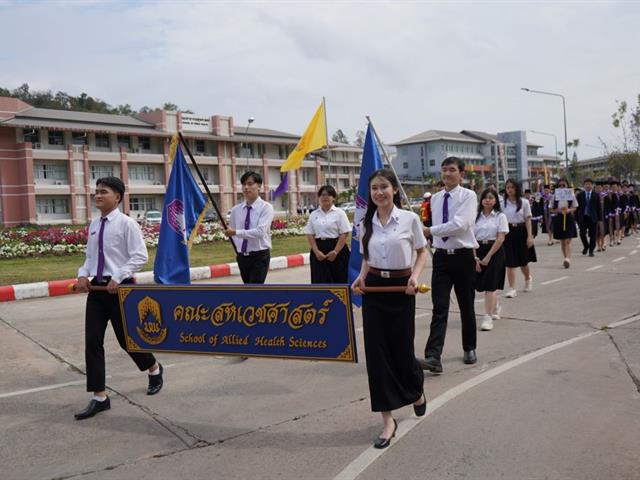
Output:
[524, 189, 532, 194]
[240, 171, 262, 185]
[96, 177, 125, 203]
[441, 156, 465, 172]
[583, 178, 594, 184]
[318, 185, 337, 198]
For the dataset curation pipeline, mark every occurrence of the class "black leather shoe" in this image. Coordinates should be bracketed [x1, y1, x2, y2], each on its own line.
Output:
[417, 356, 443, 373]
[413, 394, 427, 417]
[463, 350, 477, 365]
[147, 363, 163, 395]
[589, 251, 595, 257]
[582, 248, 588, 255]
[373, 419, 397, 449]
[74, 396, 110, 420]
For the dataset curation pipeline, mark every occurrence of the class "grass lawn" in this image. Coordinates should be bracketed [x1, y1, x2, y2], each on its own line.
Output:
[0, 235, 313, 286]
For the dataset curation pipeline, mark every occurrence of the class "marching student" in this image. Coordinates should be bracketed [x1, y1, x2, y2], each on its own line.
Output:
[550, 178, 578, 268]
[595, 181, 608, 252]
[305, 185, 351, 284]
[421, 157, 479, 372]
[630, 185, 640, 236]
[473, 189, 508, 331]
[609, 181, 622, 245]
[541, 184, 555, 246]
[351, 168, 428, 449]
[224, 171, 274, 284]
[525, 189, 542, 238]
[576, 178, 602, 257]
[75, 177, 163, 420]
[502, 179, 535, 298]
[604, 181, 618, 247]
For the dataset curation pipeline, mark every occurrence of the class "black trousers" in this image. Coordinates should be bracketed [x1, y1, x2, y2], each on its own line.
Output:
[579, 216, 597, 253]
[85, 278, 156, 392]
[425, 249, 477, 359]
[236, 249, 270, 284]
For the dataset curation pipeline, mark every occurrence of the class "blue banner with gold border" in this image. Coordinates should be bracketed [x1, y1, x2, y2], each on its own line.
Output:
[118, 284, 357, 363]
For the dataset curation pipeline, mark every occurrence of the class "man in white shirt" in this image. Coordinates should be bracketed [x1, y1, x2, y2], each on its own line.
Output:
[74, 177, 163, 420]
[224, 171, 274, 284]
[420, 157, 479, 373]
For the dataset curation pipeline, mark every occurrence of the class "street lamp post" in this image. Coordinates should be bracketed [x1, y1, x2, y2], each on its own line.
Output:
[244, 116, 254, 169]
[521, 88, 569, 173]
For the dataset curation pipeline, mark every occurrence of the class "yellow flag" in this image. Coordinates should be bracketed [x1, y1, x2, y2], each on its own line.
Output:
[281, 101, 327, 172]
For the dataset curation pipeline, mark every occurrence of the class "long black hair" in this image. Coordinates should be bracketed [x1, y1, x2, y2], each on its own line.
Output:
[362, 168, 402, 260]
[503, 178, 523, 212]
[476, 188, 502, 221]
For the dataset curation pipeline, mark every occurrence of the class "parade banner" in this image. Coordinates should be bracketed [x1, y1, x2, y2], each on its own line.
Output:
[118, 284, 357, 363]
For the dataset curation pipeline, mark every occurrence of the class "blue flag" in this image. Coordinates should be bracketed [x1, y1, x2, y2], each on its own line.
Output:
[153, 143, 208, 284]
[348, 124, 384, 307]
[271, 171, 289, 199]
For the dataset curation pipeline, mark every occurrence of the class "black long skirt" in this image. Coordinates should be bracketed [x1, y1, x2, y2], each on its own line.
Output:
[504, 224, 537, 267]
[309, 238, 350, 284]
[552, 213, 578, 239]
[475, 243, 506, 292]
[362, 273, 424, 412]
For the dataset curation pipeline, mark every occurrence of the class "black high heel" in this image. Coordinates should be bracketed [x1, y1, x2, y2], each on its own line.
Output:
[413, 393, 427, 417]
[373, 419, 398, 449]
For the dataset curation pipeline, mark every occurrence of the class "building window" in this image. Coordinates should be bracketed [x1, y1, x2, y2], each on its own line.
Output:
[72, 132, 87, 145]
[129, 197, 156, 212]
[129, 165, 155, 181]
[24, 129, 39, 143]
[421, 159, 425, 171]
[139, 136, 151, 151]
[301, 169, 310, 182]
[429, 159, 435, 167]
[95, 134, 110, 148]
[117, 135, 131, 150]
[420, 146, 424, 156]
[195, 139, 206, 154]
[403, 162, 409, 169]
[48, 131, 64, 146]
[90, 165, 114, 180]
[342, 166, 349, 174]
[34, 163, 67, 180]
[37, 197, 69, 214]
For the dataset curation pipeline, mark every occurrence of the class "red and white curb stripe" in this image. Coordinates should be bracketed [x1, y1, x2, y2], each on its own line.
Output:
[0, 253, 310, 303]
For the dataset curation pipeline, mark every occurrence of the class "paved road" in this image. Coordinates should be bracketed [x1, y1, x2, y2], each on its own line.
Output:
[1, 236, 640, 480]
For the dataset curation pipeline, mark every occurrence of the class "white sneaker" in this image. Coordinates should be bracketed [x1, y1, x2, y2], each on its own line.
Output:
[492, 303, 502, 320]
[524, 277, 533, 292]
[504, 288, 517, 298]
[480, 315, 494, 331]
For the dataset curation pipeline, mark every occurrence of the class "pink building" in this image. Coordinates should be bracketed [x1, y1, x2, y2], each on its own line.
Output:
[0, 97, 362, 225]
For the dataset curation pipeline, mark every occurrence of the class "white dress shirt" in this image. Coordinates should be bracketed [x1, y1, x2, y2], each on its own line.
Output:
[501, 197, 532, 224]
[305, 205, 351, 238]
[229, 196, 274, 252]
[78, 208, 148, 283]
[430, 185, 479, 249]
[474, 211, 509, 241]
[359, 206, 427, 270]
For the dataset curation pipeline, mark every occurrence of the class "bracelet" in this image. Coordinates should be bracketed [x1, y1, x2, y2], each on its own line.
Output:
[474, 257, 481, 262]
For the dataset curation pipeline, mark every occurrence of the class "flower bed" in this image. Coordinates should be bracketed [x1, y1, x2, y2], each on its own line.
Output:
[0, 216, 310, 259]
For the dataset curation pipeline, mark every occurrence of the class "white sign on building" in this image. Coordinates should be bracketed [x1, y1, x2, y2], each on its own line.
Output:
[182, 114, 211, 132]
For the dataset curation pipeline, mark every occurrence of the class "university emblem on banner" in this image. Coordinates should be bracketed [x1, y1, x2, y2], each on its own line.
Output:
[166, 199, 186, 240]
[136, 296, 168, 345]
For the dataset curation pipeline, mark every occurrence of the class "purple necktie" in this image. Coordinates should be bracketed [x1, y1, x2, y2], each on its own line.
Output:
[442, 192, 450, 242]
[96, 217, 107, 282]
[241, 205, 252, 253]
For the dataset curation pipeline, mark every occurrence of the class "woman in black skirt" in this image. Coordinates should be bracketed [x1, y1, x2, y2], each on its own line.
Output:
[351, 168, 428, 449]
[473, 189, 508, 331]
[501, 179, 536, 298]
[305, 185, 351, 283]
[550, 178, 578, 268]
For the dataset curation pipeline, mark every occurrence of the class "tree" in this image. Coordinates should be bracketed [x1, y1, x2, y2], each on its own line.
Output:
[354, 130, 365, 147]
[162, 102, 179, 112]
[601, 95, 640, 182]
[331, 129, 349, 144]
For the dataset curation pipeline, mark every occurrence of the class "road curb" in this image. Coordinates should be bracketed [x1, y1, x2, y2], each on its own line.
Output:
[0, 252, 310, 303]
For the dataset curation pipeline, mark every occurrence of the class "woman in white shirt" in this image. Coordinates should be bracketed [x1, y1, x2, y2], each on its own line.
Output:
[305, 185, 351, 283]
[502, 179, 536, 298]
[550, 178, 579, 268]
[351, 168, 428, 449]
[473, 189, 509, 331]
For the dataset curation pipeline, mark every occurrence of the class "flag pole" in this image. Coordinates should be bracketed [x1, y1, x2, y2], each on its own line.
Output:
[365, 116, 412, 211]
[178, 132, 238, 255]
[323, 96, 332, 186]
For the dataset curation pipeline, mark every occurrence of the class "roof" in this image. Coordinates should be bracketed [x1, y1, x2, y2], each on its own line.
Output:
[461, 130, 499, 143]
[391, 130, 484, 146]
[14, 107, 155, 127]
[0, 117, 165, 136]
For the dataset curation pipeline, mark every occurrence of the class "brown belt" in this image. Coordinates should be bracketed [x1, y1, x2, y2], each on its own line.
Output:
[368, 267, 412, 278]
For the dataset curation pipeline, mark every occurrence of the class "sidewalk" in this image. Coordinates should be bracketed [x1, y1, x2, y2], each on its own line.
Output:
[0, 252, 310, 302]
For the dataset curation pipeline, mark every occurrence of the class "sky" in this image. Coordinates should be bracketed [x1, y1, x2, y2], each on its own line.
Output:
[0, 0, 638, 160]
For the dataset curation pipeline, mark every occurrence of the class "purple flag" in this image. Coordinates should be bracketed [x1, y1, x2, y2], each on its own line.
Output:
[272, 172, 289, 199]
